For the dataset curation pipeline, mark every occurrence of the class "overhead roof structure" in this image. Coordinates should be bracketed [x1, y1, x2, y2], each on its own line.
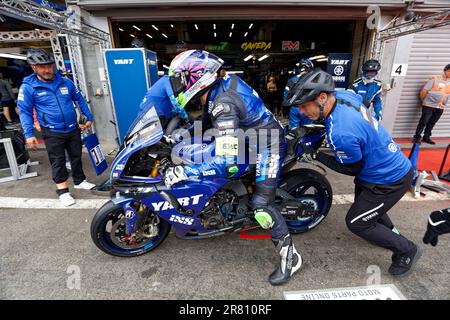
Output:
[0, 0, 112, 107]
[0, 0, 110, 44]
[372, 7, 450, 59]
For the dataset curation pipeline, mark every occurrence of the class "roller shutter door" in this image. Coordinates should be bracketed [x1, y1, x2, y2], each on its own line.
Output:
[392, 25, 450, 138]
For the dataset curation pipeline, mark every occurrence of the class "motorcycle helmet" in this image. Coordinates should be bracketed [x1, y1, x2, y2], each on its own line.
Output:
[168, 50, 224, 108]
[299, 58, 314, 73]
[26, 48, 55, 65]
[361, 59, 381, 82]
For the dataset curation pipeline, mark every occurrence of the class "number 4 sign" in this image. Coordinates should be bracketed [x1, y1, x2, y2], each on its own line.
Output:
[391, 64, 408, 76]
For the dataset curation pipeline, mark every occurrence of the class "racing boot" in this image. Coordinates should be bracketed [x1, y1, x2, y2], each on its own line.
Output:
[269, 234, 303, 285]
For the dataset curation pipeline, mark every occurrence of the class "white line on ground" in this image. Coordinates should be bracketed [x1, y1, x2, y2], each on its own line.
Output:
[0, 197, 110, 210]
[0, 190, 448, 210]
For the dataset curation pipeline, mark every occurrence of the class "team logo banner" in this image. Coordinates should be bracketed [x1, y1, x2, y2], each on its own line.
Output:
[326, 53, 353, 89]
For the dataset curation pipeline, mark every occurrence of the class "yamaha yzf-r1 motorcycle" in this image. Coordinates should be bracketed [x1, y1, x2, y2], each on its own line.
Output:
[90, 107, 333, 257]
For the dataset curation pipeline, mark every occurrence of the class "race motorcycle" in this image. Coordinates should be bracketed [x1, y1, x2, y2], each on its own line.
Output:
[90, 107, 333, 257]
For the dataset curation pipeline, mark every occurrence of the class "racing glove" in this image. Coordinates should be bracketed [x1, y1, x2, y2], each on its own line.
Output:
[164, 166, 188, 188]
[158, 157, 172, 175]
[362, 98, 371, 108]
[423, 209, 450, 247]
[375, 110, 382, 121]
[170, 95, 189, 120]
[163, 135, 177, 145]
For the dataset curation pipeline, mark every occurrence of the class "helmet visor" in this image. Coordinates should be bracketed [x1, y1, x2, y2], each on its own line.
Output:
[169, 72, 188, 98]
[363, 70, 377, 79]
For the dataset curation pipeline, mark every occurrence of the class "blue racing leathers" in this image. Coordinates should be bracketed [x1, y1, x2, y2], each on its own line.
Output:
[326, 90, 411, 185]
[17, 71, 93, 139]
[139, 75, 188, 127]
[348, 78, 383, 120]
[184, 74, 288, 239]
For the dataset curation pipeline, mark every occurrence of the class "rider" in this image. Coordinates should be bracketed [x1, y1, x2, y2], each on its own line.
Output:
[285, 68, 421, 277]
[348, 59, 383, 121]
[284, 58, 314, 128]
[163, 49, 302, 285]
[138, 75, 188, 129]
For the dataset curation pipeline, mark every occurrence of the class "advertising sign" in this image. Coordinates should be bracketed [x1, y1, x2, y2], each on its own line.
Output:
[104, 48, 157, 143]
[241, 41, 272, 51]
[205, 42, 229, 52]
[326, 53, 353, 89]
[282, 41, 300, 52]
[284, 284, 406, 300]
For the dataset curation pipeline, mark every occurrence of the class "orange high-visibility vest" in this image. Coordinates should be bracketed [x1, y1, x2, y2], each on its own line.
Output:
[429, 76, 450, 107]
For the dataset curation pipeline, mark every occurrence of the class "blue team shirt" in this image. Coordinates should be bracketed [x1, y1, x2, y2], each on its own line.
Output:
[139, 75, 176, 119]
[18, 71, 93, 138]
[326, 90, 411, 185]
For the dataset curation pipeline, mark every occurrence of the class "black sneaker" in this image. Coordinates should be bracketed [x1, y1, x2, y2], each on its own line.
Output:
[422, 137, 436, 145]
[389, 245, 422, 277]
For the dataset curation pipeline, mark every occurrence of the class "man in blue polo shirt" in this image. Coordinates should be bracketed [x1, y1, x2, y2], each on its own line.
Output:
[284, 68, 421, 277]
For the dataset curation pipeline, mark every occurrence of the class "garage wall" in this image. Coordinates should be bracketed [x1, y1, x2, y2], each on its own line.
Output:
[391, 25, 450, 138]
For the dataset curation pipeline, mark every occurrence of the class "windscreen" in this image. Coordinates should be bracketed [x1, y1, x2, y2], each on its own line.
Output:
[124, 105, 163, 145]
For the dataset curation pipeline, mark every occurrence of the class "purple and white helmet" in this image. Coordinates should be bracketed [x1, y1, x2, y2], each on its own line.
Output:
[168, 50, 224, 108]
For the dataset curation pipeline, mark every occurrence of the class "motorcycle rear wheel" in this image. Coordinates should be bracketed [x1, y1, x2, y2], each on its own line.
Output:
[280, 168, 333, 234]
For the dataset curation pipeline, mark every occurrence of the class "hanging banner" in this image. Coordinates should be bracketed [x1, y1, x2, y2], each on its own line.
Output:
[326, 53, 353, 89]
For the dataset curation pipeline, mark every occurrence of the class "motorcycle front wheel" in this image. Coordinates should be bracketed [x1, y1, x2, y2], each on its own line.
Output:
[90, 200, 171, 257]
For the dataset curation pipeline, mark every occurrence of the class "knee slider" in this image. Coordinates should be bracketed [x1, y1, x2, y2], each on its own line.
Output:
[254, 208, 275, 230]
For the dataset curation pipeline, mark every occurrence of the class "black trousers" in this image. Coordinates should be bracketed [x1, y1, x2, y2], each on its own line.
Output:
[346, 168, 416, 255]
[41, 127, 86, 185]
[2, 99, 18, 121]
[414, 106, 444, 139]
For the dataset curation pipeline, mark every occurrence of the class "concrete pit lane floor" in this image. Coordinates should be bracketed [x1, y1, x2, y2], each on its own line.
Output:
[0, 149, 449, 300]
